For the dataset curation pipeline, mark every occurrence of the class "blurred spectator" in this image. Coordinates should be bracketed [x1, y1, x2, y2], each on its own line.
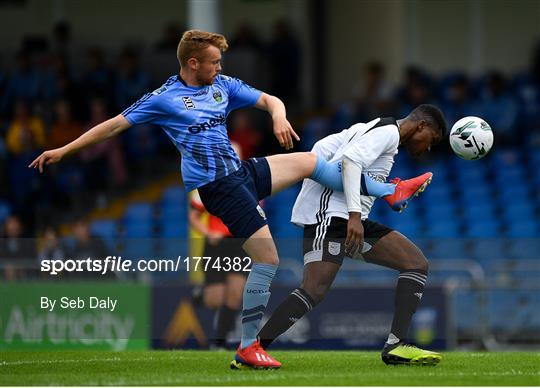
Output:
[397, 67, 435, 118]
[267, 20, 301, 106]
[47, 100, 83, 149]
[351, 61, 395, 122]
[38, 226, 65, 263]
[0, 215, 36, 280]
[5, 101, 45, 155]
[228, 111, 262, 159]
[80, 98, 127, 188]
[51, 21, 74, 59]
[478, 71, 519, 145]
[440, 74, 476, 128]
[64, 219, 109, 279]
[114, 48, 151, 110]
[154, 22, 183, 52]
[1, 50, 40, 114]
[227, 22, 264, 86]
[81, 47, 114, 102]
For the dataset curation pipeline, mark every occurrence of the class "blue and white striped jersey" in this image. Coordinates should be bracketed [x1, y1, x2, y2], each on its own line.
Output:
[122, 74, 262, 191]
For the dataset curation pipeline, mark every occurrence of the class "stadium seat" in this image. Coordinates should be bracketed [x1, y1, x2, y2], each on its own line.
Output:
[161, 186, 187, 207]
[0, 201, 11, 225]
[504, 220, 539, 238]
[429, 239, 468, 259]
[470, 239, 509, 263]
[461, 203, 497, 224]
[424, 220, 461, 238]
[123, 221, 154, 237]
[465, 220, 501, 238]
[89, 219, 118, 250]
[124, 202, 154, 222]
[507, 239, 540, 260]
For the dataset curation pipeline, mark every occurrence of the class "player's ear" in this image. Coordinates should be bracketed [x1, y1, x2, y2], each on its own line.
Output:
[187, 57, 199, 70]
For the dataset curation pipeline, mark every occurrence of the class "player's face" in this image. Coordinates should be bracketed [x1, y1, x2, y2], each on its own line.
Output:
[405, 124, 441, 157]
[194, 45, 222, 85]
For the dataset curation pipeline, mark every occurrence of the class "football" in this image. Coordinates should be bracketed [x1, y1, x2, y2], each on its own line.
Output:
[449, 116, 494, 160]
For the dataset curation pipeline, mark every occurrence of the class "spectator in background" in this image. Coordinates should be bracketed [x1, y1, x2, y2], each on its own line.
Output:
[154, 22, 184, 52]
[227, 22, 264, 87]
[80, 98, 127, 189]
[478, 71, 519, 146]
[351, 61, 395, 122]
[1, 50, 40, 114]
[440, 74, 475, 128]
[267, 20, 301, 108]
[0, 215, 36, 280]
[6, 101, 45, 155]
[114, 48, 151, 110]
[37, 226, 66, 272]
[228, 111, 262, 160]
[396, 67, 435, 119]
[81, 47, 114, 102]
[51, 21, 74, 59]
[47, 100, 83, 149]
[65, 219, 111, 279]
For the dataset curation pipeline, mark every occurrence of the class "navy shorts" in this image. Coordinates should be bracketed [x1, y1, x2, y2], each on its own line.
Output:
[198, 158, 272, 238]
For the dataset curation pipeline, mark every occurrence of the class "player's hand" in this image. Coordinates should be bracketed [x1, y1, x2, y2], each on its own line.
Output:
[272, 115, 300, 150]
[28, 148, 65, 173]
[345, 212, 364, 256]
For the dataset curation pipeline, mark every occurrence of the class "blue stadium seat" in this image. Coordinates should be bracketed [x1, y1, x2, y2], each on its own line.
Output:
[461, 203, 497, 224]
[0, 201, 11, 225]
[424, 220, 462, 238]
[465, 220, 501, 238]
[159, 220, 188, 238]
[161, 186, 187, 207]
[429, 239, 468, 259]
[470, 239, 509, 262]
[89, 219, 118, 249]
[504, 220, 539, 238]
[423, 204, 458, 223]
[507, 239, 540, 260]
[124, 202, 154, 222]
[501, 203, 536, 224]
[123, 221, 154, 237]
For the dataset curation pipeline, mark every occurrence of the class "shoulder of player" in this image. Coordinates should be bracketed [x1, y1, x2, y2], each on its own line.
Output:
[364, 117, 400, 138]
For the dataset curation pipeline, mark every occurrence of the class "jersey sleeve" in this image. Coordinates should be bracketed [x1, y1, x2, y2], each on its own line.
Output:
[222, 76, 262, 112]
[121, 92, 168, 125]
[342, 125, 399, 169]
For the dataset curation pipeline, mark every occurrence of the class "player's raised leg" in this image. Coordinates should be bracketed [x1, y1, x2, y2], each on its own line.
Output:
[264, 152, 432, 211]
[363, 231, 442, 365]
[230, 225, 282, 370]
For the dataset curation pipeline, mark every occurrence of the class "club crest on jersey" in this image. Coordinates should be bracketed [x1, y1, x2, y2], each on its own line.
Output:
[256, 205, 266, 220]
[182, 96, 195, 110]
[328, 241, 341, 256]
[213, 90, 223, 103]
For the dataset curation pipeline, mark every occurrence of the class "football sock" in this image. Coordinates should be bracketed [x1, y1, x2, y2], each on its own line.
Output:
[310, 156, 395, 197]
[240, 263, 277, 349]
[258, 288, 315, 349]
[214, 305, 238, 347]
[387, 269, 427, 344]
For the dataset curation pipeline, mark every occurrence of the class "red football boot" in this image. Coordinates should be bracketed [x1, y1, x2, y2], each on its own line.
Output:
[230, 340, 282, 370]
[384, 172, 433, 212]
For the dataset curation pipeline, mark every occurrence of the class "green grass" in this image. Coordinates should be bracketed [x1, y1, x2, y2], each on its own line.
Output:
[1, 350, 539, 386]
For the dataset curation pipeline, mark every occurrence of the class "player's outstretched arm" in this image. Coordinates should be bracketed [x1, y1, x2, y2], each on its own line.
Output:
[29, 114, 131, 173]
[255, 93, 300, 150]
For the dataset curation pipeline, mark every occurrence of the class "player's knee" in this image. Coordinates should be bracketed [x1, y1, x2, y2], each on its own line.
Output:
[302, 283, 329, 305]
[401, 253, 429, 272]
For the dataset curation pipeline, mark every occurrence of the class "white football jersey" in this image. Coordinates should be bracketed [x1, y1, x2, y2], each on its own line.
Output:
[291, 117, 400, 226]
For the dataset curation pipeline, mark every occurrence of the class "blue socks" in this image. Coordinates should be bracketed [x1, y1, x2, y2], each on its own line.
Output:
[310, 157, 395, 197]
[240, 263, 277, 348]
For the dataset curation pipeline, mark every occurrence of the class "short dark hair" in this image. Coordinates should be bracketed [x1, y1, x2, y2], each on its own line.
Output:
[410, 104, 448, 138]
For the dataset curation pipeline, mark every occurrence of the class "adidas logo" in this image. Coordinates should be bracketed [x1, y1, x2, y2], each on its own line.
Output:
[255, 352, 272, 363]
[414, 292, 423, 299]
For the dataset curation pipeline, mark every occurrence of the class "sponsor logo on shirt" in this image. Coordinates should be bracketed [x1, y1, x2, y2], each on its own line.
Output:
[152, 86, 168, 95]
[187, 114, 227, 134]
[192, 88, 208, 97]
[182, 96, 195, 110]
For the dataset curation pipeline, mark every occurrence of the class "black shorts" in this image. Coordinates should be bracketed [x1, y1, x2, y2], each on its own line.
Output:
[203, 238, 250, 285]
[198, 158, 271, 239]
[302, 217, 393, 265]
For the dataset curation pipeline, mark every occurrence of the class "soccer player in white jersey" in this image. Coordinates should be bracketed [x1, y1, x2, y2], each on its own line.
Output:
[258, 105, 446, 366]
[29, 30, 433, 369]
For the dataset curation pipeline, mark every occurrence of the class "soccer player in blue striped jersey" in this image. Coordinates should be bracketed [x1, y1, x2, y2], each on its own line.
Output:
[29, 30, 432, 369]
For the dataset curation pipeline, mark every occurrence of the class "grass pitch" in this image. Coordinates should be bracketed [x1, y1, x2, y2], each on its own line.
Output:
[1, 350, 539, 386]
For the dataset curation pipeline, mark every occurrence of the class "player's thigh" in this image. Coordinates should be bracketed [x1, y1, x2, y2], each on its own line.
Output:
[265, 152, 317, 194]
[242, 225, 279, 266]
[363, 230, 428, 272]
[204, 283, 225, 309]
[300, 261, 341, 304]
[224, 273, 247, 309]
